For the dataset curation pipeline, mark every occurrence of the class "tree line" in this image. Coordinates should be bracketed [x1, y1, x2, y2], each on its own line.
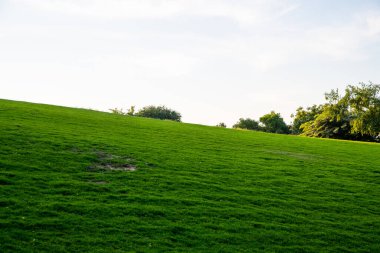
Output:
[292, 82, 380, 142]
[227, 111, 290, 134]
[110, 105, 181, 122]
[110, 82, 380, 142]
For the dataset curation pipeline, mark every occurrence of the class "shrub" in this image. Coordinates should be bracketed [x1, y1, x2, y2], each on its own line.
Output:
[216, 122, 227, 128]
[136, 105, 181, 122]
[259, 111, 289, 134]
[233, 118, 260, 130]
[299, 82, 380, 141]
[127, 106, 135, 116]
[109, 108, 125, 115]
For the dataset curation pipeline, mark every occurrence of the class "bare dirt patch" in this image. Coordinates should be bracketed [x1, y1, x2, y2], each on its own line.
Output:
[87, 151, 137, 172]
[89, 180, 108, 184]
[100, 164, 136, 171]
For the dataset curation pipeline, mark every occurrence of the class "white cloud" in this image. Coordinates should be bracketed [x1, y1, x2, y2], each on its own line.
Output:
[366, 13, 380, 36]
[77, 52, 199, 79]
[210, 10, 380, 69]
[3, 0, 380, 126]
[4, 1, 380, 72]
[303, 12, 380, 61]
[14, 0, 297, 26]
[304, 26, 364, 61]
[16, 0, 185, 19]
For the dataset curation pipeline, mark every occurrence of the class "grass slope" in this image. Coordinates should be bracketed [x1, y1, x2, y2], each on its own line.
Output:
[0, 99, 380, 252]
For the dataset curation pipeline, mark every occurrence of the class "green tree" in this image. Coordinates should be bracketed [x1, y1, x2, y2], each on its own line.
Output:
[300, 88, 352, 139]
[291, 105, 323, 134]
[136, 105, 181, 122]
[345, 82, 380, 138]
[300, 82, 380, 141]
[300, 104, 351, 139]
[233, 118, 260, 130]
[216, 122, 227, 128]
[109, 108, 125, 115]
[127, 106, 135, 116]
[259, 111, 289, 134]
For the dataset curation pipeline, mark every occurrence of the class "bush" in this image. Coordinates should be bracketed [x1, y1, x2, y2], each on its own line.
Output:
[259, 111, 289, 134]
[127, 106, 135, 116]
[233, 118, 260, 130]
[109, 108, 125, 115]
[290, 105, 323, 134]
[298, 82, 380, 141]
[136, 105, 181, 122]
[216, 122, 227, 128]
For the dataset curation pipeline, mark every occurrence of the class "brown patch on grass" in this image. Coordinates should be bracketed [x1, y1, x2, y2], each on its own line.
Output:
[89, 180, 108, 184]
[87, 151, 137, 172]
[102, 164, 136, 171]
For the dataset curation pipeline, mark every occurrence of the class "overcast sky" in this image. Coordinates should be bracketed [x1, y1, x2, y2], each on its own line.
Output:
[1, 0, 380, 126]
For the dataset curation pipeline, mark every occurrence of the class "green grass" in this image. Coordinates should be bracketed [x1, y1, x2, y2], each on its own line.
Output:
[0, 99, 379, 252]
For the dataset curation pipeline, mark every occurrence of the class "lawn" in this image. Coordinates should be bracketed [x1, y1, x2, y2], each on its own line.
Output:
[0, 99, 379, 252]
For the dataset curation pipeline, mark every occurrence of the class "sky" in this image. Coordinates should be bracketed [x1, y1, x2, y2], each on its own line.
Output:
[1, 0, 380, 126]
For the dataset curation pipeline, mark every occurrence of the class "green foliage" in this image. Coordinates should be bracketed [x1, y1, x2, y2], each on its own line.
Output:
[109, 107, 125, 115]
[299, 82, 380, 141]
[345, 82, 380, 137]
[216, 122, 227, 128]
[136, 105, 181, 122]
[300, 104, 351, 139]
[291, 105, 323, 134]
[109, 106, 135, 116]
[299, 91, 352, 139]
[233, 118, 260, 130]
[1, 99, 380, 252]
[259, 111, 290, 134]
[127, 105, 135, 116]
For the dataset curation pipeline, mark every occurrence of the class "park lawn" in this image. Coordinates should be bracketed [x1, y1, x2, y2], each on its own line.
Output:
[0, 99, 379, 252]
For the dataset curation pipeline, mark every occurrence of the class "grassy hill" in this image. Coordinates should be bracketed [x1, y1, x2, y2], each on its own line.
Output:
[1, 99, 379, 252]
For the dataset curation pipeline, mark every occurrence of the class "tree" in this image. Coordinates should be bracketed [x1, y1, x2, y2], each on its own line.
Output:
[300, 104, 351, 139]
[127, 106, 135, 116]
[216, 122, 227, 128]
[300, 88, 352, 139]
[136, 105, 181, 122]
[259, 111, 289, 134]
[233, 118, 260, 130]
[291, 105, 323, 134]
[299, 82, 380, 141]
[109, 108, 125, 115]
[345, 82, 380, 138]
